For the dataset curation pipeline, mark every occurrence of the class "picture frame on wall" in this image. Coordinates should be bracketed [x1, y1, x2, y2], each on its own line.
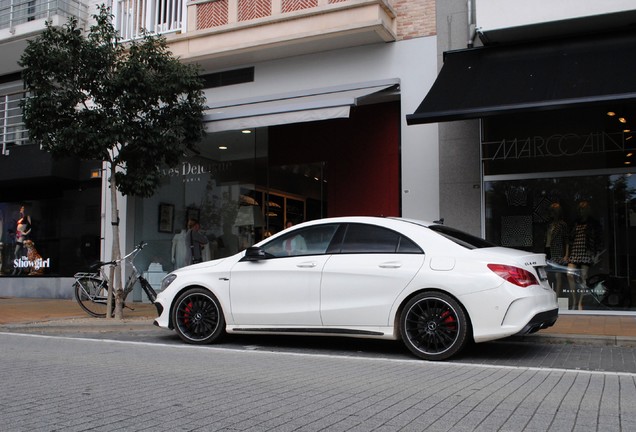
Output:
[158, 203, 175, 233]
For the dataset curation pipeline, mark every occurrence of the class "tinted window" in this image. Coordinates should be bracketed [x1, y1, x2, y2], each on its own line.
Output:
[263, 224, 339, 257]
[340, 224, 422, 254]
[428, 225, 495, 249]
[397, 236, 423, 253]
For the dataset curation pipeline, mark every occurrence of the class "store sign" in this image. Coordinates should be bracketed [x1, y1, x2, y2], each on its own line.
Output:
[483, 131, 629, 161]
[161, 161, 232, 182]
[13, 255, 51, 270]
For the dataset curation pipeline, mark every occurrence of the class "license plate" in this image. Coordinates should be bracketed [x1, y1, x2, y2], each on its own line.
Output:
[537, 266, 548, 280]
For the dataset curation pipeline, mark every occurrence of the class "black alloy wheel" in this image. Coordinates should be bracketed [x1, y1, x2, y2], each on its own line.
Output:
[173, 288, 225, 344]
[400, 292, 469, 361]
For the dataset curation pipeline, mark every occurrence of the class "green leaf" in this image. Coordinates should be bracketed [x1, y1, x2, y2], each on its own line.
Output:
[20, 4, 206, 198]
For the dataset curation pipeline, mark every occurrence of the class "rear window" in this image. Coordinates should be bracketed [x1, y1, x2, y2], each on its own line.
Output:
[428, 225, 495, 249]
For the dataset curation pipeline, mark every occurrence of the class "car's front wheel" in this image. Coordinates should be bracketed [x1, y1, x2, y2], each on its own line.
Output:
[173, 288, 225, 344]
[400, 292, 469, 361]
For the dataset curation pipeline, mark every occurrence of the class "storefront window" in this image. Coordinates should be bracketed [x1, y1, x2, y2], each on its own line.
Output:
[0, 184, 102, 277]
[483, 107, 636, 312]
[129, 127, 327, 299]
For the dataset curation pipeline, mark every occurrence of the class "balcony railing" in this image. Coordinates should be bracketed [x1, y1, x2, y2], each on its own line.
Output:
[0, 0, 88, 32]
[1, 90, 28, 156]
[114, 0, 184, 41]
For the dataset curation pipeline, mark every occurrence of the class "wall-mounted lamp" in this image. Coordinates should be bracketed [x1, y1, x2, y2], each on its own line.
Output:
[90, 169, 102, 179]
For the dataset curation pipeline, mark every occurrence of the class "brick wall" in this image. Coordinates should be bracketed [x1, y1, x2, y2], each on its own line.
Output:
[391, 0, 436, 40]
[238, 0, 272, 21]
[198, 0, 229, 29]
[282, 0, 318, 13]
[195, 0, 437, 39]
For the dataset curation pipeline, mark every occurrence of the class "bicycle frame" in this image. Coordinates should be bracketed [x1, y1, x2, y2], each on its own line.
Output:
[73, 242, 157, 306]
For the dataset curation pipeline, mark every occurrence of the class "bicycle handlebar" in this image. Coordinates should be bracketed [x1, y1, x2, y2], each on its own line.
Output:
[99, 241, 147, 267]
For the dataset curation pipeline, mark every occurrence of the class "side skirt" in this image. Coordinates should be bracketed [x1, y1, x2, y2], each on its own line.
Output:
[230, 327, 384, 336]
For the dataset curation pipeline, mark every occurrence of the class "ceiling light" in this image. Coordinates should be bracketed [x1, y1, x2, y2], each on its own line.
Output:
[627, 153, 633, 157]
[607, 111, 616, 116]
[627, 136, 633, 141]
[619, 117, 627, 123]
[241, 129, 252, 134]
[218, 146, 227, 150]
[625, 161, 632, 165]
[624, 129, 631, 133]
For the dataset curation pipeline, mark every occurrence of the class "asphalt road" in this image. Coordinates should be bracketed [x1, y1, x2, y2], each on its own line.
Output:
[1, 330, 635, 432]
[3, 321, 636, 374]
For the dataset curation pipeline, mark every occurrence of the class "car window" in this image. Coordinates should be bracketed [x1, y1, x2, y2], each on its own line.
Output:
[397, 236, 422, 253]
[262, 224, 339, 257]
[339, 224, 423, 254]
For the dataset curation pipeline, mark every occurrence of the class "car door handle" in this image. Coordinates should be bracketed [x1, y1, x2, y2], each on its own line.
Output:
[379, 262, 402, 269]
[297, 262, 317, 268]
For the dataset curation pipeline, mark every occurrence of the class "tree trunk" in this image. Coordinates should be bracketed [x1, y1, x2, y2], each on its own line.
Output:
[109, 163, 124, 320]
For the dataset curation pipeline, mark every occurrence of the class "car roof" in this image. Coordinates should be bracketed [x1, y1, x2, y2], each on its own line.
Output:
[254, 216, 439, 246]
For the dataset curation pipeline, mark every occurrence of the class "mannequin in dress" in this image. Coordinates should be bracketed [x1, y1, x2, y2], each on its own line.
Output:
[171, 229, 187, 269]
[13, 206, 32, 274]
[566, 200, 602, 310]
[545, 202, 568, 297]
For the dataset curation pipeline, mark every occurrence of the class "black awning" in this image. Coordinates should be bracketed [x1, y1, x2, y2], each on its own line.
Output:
[407, 30, 636, 125]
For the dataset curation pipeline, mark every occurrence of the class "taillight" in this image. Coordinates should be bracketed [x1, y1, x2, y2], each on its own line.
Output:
[487, 264, 539, 288]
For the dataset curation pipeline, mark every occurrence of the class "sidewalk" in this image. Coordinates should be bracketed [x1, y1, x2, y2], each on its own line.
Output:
[0, 297, 635, 345]
[0, 297, 157, 325]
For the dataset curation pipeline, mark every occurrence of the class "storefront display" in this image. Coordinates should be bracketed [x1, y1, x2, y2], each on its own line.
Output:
[483, 107, 636, 312]
[0, 183, 102, 277]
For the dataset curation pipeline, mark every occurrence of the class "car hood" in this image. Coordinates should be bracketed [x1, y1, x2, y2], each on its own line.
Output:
[173, 256, 230, 274]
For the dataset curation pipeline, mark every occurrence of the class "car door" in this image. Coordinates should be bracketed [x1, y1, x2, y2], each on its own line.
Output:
[229, 224, 339, 326]
[320, 223, 425, 326]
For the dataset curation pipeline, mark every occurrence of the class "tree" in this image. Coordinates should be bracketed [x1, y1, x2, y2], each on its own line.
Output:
[20, 5, 206, 318]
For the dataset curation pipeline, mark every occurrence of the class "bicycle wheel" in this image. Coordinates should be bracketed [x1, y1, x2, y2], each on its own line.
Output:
[74, 277, 113, 318]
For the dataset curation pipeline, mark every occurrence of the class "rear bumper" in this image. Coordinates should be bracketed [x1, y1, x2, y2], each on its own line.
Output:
[514, 308, 558, 336]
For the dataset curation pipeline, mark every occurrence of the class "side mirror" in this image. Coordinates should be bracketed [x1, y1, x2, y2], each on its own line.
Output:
[243, 246, 266, 261]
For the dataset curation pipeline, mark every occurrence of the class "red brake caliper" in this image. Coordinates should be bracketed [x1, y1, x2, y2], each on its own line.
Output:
[441, 310, 457, 331]
[183, 301, 193, 326]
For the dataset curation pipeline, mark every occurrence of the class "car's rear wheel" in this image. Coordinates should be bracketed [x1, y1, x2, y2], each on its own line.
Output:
[400, 292, 468, 361]
[173, 288, 225, 344]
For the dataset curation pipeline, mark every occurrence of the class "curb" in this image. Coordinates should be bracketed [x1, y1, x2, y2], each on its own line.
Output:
[510, 333, 636, 347]
[0, 316, 157, 331]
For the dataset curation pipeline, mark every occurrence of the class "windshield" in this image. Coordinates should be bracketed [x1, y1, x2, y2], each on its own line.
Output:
[428, 225, 496, 249]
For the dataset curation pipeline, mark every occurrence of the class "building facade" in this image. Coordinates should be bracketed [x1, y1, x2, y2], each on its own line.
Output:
[0, 0, 440, 300]
[2, 0, 636, 316]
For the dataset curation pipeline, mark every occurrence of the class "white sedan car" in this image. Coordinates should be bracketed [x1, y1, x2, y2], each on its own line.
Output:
[154, 216, 558, 360]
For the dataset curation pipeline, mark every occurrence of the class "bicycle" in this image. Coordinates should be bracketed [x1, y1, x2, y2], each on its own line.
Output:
[73, 241, 158, 318]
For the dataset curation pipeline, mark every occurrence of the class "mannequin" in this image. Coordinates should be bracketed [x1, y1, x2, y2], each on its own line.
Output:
[13, 206, 32, 275]
[171, 229, 187, 269]
[185, 219, 208, 265]
[566, 200, 602, 310]
[545, 202, 568, 297]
